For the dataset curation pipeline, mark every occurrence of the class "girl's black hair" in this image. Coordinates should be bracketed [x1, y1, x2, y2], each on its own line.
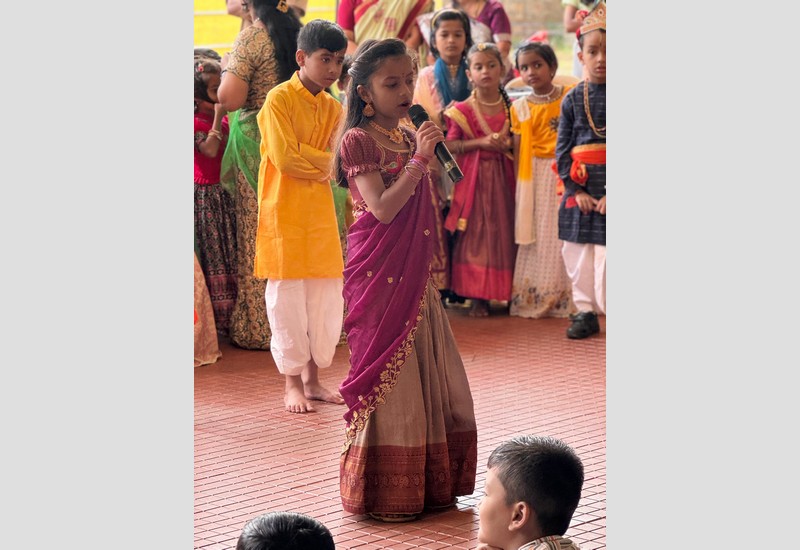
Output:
[194, 47, 222, 62]
[252, 0, 302, 82]
[194, 57, 222, 109]
[428, 8, 472, 61]
[338, 54, 354, 88]
[514, 41, 558, 73]
[333, 38, 412, 188]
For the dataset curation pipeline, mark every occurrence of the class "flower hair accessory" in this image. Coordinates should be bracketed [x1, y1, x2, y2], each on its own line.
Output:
[277, 0, 289, 12]
[477, 42, 487, 51]
[197, 63, 204, 73]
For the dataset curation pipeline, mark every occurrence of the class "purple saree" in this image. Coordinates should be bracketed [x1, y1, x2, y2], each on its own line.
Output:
[338, 127, 477, 516]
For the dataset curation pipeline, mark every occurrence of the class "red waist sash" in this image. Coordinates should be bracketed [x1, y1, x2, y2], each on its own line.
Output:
[569, 143, 606, 186]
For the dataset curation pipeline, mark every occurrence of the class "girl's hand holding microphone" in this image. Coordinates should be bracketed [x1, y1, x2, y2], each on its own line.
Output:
[414, 120, 443, 161]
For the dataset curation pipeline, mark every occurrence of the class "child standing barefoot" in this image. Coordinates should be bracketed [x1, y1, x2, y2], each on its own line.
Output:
[335, 38, 477, 521]
[443, 42, 516, 317]
[254, 20, 349, 413]
[194, 55, 238, 335]
[509, 42, 576, 319]
[557, 1, 606, 339]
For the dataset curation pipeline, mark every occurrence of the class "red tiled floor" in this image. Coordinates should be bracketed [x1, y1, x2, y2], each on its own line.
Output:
[195, 307, 605, 549]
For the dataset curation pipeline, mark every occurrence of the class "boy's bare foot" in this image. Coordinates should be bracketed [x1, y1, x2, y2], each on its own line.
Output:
[468, 299, 489, 317]
[304, 383, 345, 405]
[285, 375, 315, 413]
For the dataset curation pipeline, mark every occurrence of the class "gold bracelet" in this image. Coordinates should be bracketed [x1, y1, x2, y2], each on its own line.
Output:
[207, 129, 223, 140]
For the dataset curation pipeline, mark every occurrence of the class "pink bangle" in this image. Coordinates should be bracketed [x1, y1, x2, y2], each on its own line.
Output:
[407, 158, 428, 174]
[413, 152, 431, 166]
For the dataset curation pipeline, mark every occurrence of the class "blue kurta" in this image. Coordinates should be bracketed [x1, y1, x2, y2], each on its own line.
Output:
[556, 81, 606, 245]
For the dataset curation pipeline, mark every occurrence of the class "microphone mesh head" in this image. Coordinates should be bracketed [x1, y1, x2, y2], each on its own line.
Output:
[408, 104, 429, 128]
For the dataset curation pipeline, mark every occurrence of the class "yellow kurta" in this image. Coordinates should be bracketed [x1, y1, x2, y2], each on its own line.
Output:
[254, 72, 345, 280]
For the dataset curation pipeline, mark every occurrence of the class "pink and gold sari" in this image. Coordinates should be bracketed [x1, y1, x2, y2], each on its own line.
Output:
[338, 127, 477, 516]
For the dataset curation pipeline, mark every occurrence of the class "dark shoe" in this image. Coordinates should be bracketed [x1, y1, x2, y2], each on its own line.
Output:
[566, 311, 600, 339]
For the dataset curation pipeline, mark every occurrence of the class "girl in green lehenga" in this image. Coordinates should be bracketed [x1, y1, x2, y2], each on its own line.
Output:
[217, 0, 301, 349]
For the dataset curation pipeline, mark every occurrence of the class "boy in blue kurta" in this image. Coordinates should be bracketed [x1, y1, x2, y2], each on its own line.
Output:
[555, 1, 606, 339]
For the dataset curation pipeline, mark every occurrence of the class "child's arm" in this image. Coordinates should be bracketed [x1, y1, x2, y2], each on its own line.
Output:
[555, 89, 596, 214]
[260, 94, 332, 181]
[353, 121, 442, 224]
[197, 103, 226, 158]
[563, 3, 587, 33]
[445, 116, 509, 156]
[446, 133, 503, 155]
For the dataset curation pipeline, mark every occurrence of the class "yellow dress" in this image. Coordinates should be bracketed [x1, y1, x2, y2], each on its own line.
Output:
[509, 85, 577, 319]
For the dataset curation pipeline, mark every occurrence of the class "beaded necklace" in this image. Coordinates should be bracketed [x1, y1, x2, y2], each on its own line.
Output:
[528, 84, 562, 104]
[531, 85, 555, 98]
[583, 80, 606, 138]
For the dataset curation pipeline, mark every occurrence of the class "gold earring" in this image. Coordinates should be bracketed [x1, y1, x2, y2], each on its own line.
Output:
[363, 102, 375, 117]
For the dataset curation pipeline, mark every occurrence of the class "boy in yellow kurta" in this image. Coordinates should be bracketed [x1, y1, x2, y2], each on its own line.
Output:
[254, 19, 349, 414]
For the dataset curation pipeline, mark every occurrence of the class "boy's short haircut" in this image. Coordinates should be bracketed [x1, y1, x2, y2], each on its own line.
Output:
[487, 435, 584, 537]
[297, 19, 348, 54]
[235, 511, 335, 550]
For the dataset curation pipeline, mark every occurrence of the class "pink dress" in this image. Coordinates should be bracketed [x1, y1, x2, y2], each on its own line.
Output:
[444, 99, 516, 302]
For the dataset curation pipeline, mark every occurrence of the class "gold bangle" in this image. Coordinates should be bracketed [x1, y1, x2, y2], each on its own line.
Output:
[208, 129, 222, 140]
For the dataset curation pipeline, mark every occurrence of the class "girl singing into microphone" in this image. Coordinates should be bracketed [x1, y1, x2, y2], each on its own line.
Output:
[333, 38, 478, 523]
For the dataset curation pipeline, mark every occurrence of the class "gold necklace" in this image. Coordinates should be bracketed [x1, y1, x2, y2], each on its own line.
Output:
[368, 120, 404, 144]
[447, 64, 460, 79]
[583, 80, 606, 138]
[470, 94, 507, 144]
[471, 89, 503, 106]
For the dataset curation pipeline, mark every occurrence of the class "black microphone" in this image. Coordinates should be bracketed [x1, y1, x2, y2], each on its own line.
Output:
[407, 104, 464, 183]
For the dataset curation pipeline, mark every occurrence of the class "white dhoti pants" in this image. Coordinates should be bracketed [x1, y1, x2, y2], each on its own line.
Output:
[561, 241, 606, 315]
[265, 278, 344, 376]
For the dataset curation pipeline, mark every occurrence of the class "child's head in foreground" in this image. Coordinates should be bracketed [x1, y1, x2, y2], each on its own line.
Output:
[235, 511, 335, 550]
[478, 435, 584, 550]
